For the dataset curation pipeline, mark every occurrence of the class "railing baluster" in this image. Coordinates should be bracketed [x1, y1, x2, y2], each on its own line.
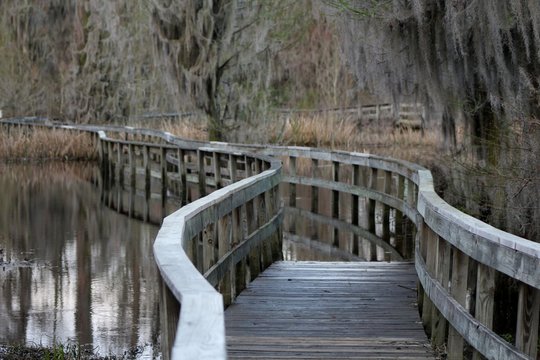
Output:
[516, 283, 540, 359]
[447, 247, 469, 360]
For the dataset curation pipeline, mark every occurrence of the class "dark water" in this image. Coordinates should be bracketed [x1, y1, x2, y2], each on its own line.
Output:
[0, 163, 161, 358]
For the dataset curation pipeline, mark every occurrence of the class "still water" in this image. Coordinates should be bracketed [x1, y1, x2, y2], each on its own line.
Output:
[0, 163, 161, 357]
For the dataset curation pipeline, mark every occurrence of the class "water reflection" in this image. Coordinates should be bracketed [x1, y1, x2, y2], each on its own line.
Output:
[281, 183, 414, 262]
[0, 163, 160, 357]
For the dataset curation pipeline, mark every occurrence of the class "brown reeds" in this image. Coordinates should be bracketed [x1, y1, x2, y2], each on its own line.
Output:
[0, 127, 97, 161]
[134, 113, 443, 165]
[269, 113, 442, 164]
[132, 118, 208, 141]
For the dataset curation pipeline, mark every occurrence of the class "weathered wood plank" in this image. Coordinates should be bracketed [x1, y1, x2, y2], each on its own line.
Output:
[226, 261, 434, 359]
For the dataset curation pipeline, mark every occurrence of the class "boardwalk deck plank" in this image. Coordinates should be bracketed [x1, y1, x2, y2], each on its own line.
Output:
[225, 261, 435, 359]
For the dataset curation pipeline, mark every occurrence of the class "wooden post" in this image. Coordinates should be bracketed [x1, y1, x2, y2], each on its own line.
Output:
[395, 175, 405, 251]
[233, 206, 246, 296]
[267, 186, 282, 262]
[332, 161, 340, 247]
[213, 152, 222, 189]
[367, 167, 378, 233]
[218, 213, 233, 306]
[289, 156, 296, 207]
[382, 170, 391, 241]
[352, 164, 360, 255]
[260, 190, 272, 270]
[471, 263, 495, 360]
[407, 179, 416, 208]
[159, 278, 180, 360]
[516, 283, 540, 359]
[447, 247, 469, 359]
[422, 224, 436, 337]
[177, 149, 187, 205]
[432, 237, 451, 346]
[202, 224, 215, 273]
[311, 158, 319, 213]
[197, 150, 207, 198]
[247, 201, 260, 280]
[229, 154, 238, 183]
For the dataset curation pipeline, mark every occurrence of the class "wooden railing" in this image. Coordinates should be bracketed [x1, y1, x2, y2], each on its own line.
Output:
[1, 118, 539, 360]
[248, 146, 539, 360]
[0, 118, 283, 360]
[276, 102, 424, 123]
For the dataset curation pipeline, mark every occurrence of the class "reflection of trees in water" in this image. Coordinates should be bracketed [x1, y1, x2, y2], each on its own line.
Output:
[0, 163, 160, 356]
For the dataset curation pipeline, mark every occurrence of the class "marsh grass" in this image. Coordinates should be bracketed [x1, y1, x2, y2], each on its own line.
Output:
[0, 127, 97, 161]
[269, 114, 443, 164]
[145, 113, 443, 165]
[132, 118, 208, 141]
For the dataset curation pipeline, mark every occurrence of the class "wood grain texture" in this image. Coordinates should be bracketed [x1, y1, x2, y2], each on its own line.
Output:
[226, 261, 434, 359]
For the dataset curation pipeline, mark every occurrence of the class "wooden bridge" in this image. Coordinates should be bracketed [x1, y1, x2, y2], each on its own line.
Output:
[1, 118, 539, 360]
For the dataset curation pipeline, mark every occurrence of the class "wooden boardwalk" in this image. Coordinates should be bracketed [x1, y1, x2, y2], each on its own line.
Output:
[225, 261, 435, 359]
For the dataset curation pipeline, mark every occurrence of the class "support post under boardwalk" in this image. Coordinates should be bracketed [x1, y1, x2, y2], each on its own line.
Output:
[311, 158, 319, 213]
[432, 236, 450, 347]
[367, 167, 377, 234]
[177, 149, 187, 204]
[289, 156, 296, 207]
[421, 223, 436, 337]
[447, 247, 469, 360]
[197, 150, 207, 197]
[395, 175, 405, 251]
[516, 283, 540, 359]
[331, 161, 339, 247]
[382, 170, 391, 240]
[218, 213, 233, 306]
[472, 263, 495, 360]
[351, 164, 360, 256]
[213, 152, 222, 189]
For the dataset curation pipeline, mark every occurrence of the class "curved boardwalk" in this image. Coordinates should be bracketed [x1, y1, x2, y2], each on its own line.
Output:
[225, 261, 435, 359]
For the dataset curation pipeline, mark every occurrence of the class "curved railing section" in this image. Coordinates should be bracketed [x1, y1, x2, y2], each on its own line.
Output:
[247, 145, 540, 360]
[0, 118, 283, 360]
[1, 118, 539, 360]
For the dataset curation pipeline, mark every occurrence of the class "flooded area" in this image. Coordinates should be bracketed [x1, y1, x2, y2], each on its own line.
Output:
[0, 163, 161, 358]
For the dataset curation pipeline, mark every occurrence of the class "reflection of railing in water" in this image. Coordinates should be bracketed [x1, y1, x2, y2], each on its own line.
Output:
[2, 118, 539, 360]
[283, 206, 406, 261]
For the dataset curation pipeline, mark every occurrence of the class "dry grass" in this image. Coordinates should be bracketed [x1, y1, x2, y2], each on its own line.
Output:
[0, 127, 97, 161]
[133, 113, 443, 166]
[268, 113, 442, 165]
[132, 118, 208, 141]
